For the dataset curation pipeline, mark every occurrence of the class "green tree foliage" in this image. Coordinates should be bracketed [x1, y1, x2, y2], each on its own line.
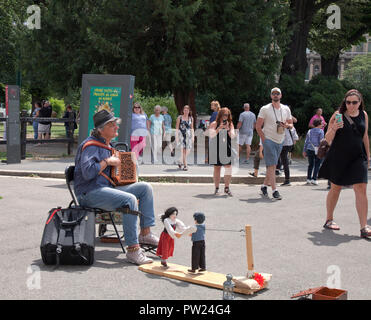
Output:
[20, 0, 289, 120]
[0, 0, 28, 85]
[343, 54, 371, 116]
[308, 0, 370, 77]
[134, 90, 178, 127]
[343, 54, 371, 90]
[279, 74, 350, 135]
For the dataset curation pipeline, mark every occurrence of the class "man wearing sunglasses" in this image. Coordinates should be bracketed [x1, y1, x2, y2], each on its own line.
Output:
[256, 88, 293, 200]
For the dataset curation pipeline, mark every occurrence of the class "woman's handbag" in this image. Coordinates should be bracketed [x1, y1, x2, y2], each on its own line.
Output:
[317, 139, 330, 159]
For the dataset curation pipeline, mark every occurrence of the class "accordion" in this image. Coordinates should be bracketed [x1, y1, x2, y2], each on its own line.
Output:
[111, 150, 137, 186]
[82, 140, 137, 187]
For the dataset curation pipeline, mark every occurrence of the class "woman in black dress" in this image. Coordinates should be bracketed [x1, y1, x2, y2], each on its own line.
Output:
[319, 89, 371, 238]
[208, 108, 236, 196]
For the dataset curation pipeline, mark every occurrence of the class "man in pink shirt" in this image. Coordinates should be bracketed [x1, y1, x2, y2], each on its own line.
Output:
[308, 108, 327, 130]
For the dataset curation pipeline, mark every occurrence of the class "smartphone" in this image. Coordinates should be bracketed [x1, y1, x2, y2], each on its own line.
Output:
[223, 119, 227, 125]
[335, 113, 343, 123]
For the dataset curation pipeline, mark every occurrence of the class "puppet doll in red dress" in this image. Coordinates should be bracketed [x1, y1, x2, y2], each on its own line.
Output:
[156, 207, 187, 268]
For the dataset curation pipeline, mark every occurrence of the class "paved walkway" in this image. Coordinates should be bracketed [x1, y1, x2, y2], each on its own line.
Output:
[0, 142, 311, 184]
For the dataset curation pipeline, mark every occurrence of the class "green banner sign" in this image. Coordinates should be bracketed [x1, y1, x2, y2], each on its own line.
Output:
[88, 86, 122, 137]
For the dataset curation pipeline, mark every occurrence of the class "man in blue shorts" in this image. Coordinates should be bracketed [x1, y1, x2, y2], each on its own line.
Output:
[255, 88, 293, 200]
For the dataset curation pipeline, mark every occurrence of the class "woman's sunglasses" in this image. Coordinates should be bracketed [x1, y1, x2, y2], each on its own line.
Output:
[345, 100, 359, 105]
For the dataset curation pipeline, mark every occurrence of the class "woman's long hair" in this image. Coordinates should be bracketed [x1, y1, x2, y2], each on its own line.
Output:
[182, 105, 192, 118]
[339, 89, 365, 114]
[211, 101, 221, 112]
[160, 207, 178, 222]
[216, 107, 233, 126]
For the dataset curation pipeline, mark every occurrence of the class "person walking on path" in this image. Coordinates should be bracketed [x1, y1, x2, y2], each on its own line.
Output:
[303, 119, 324, 185]
[149, 105, 165, 164]
[250, 139, 264, 178]
[209, 101, 220, 124]
[277, 126, 299, 186]
[37, 100, 52, 140]
[32, 102, 41, 140]
[175, 105, 194, 171]
[255, 87, 293, 200]
[63, 105, 77, 138]
[318, 89, 371, 239]
[206, 101, 221, 164]
[208, 107, 236, 196]
[162, 106, 174, 157]
[130, 102, 149, 161]
[237, 103, 256, 164]
[309, 108, 327, 130]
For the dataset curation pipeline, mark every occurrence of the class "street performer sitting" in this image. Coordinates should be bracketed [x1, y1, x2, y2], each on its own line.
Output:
[73, 109, 159, 265]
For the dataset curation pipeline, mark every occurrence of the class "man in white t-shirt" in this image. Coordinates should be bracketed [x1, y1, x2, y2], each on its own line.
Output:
[237, 103, 256, 163]
[255, 88, 293, 200]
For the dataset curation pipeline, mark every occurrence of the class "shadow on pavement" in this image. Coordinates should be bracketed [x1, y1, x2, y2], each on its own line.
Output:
[307, 230, 361, 247]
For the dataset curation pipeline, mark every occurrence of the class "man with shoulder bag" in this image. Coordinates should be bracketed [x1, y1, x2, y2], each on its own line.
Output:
[256, 88, 293, 199]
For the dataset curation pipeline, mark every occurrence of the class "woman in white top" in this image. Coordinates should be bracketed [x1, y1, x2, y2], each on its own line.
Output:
[148, 105, 165, 163]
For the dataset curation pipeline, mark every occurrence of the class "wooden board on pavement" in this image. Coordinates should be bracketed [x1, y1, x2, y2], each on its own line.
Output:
[139, 262, 268, 295]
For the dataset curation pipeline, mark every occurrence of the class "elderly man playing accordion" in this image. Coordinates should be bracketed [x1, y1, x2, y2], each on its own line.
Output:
[74, 109, 158, 265]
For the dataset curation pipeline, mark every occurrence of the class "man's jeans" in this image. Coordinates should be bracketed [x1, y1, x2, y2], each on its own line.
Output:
[77, 182, 155, 247]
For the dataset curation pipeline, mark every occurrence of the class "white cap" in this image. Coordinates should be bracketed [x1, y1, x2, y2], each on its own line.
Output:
[271, 87, 282, 94]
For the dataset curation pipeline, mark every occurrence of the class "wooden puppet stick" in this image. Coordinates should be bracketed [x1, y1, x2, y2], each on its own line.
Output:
[245, 225, 254, 277]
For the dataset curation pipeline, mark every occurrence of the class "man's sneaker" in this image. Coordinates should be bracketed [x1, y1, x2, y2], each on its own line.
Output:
[311, 180, 318, 186]
[260, 186, 268, 197]
[306, 179, 312, 185]
[281, 180, 291, 186]
[272, 190, 282, 200]
[126, 248, 153, 265]
[138, 232, 159, 247]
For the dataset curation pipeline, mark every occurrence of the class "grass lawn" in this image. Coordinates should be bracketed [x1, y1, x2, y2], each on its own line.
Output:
[0, 122, 78, 139]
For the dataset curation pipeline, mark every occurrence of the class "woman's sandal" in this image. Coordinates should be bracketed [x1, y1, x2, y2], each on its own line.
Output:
[224, 187, 233, 197]
[177, 163, 183, 169]
[360, 225, 371, 239]
[183, 166, 188, 171]
[214, 187, 220, 195]
[323, 219, 340, 230]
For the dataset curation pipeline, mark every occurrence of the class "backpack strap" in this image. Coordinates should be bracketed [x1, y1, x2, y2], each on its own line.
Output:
[82, 140, 117, 187]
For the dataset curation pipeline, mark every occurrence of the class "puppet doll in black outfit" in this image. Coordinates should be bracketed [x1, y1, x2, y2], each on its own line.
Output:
[187, 212, 206, 273]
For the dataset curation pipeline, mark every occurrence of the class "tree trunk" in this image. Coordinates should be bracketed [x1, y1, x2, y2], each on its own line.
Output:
[280, 0, 316, 79]
[321, 55, 339, 78]
[173, 88, 197, 124]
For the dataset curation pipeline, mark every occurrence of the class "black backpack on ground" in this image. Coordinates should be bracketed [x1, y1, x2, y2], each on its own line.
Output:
[40, 206, 95, 265]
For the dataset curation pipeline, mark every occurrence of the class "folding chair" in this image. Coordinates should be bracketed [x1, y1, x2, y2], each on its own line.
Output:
[65, 165, 127, 253]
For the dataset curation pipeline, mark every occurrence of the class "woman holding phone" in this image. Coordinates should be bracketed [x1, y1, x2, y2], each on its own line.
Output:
[208, 107, 236, 196]
[318, 89, 370, 239]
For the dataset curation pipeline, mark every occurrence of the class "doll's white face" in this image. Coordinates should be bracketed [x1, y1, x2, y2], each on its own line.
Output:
[169, 212, 177, 222]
